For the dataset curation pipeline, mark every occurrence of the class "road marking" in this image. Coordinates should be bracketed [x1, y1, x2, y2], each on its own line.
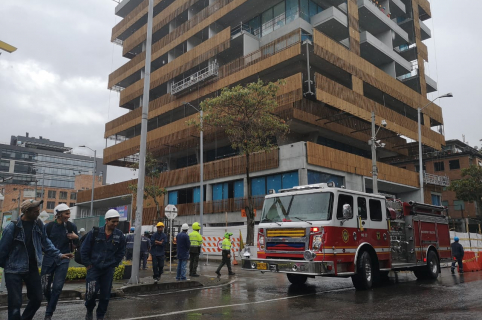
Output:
[136, 279, 237, 297]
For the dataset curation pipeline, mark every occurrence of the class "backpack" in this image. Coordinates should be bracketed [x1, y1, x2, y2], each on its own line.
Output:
[74, 227, 99, 266]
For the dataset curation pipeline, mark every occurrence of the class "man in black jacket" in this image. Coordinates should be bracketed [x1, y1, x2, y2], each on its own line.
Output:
[451, 236, 464, 274]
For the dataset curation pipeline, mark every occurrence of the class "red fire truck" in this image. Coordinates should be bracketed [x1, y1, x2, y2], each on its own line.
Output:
[241, 183, 451, 290]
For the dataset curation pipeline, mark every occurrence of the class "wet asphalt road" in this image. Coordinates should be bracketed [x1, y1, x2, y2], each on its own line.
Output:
[2, 264, 482, 320]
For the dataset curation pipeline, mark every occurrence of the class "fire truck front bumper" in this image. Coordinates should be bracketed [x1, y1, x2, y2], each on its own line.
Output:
[241, 258, 335, 275]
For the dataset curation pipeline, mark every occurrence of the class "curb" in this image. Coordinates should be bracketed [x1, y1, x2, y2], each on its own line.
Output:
[0, 289, 81, 305]
[121, 280, 203, 294]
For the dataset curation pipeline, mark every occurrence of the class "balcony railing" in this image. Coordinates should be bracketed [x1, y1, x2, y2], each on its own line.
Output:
[171, 61, 219, 95]
[424, 173, 450, 187]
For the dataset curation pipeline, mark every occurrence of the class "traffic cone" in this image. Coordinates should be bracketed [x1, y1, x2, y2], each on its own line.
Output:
[232, 247, 238, 265]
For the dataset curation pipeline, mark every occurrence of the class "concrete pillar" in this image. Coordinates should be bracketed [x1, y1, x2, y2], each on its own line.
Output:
[299, 168, 308, 186]
[187, 36, 202, 52]
[380, 61, 396, 78]
[375, 29, 393, 48]
[206, 183, 213, 201]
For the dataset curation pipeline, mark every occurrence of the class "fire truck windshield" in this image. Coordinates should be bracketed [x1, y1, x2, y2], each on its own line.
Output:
[261, 192, 334, 222]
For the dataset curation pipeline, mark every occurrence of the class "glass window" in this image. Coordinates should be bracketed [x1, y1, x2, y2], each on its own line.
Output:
[337, 194, 354, 219]
[434, 161, 445, 171]
[248, 16, 261, 36]
[282, 171, 298, 189]
[285, 0, 299, 24]
[308, 170, 345, 187]
[267, 174, 282, 193]
[212, 183, 224, 201]
[309, 0, 318, 18]
[369, 199, 383, 221]
[69, 203, 75, 207]
[261, 192, 333, 222]
[234, 180, 244, 198]
[273, 1, 285, 31]
[431, 194, 441, 206]
[454, 200, 465, 210]
[358, 197, 368, 220]
[251, 177, 266, 196]
[193, 187, 200, 203]
[59, 191, 68, 199]
[442, 201, 449, 207]
[262, 8, 274, 36]
[300, 0, 309, 21]
[449, 160, 460, 170]
[168, 191, 178, 205]
[47, 201, 56, 209]
[48, 190, 56, 199]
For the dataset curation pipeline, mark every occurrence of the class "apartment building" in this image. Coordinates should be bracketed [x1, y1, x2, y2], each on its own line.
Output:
[0, 134, 106, 217]
[77, 0, 446, 226]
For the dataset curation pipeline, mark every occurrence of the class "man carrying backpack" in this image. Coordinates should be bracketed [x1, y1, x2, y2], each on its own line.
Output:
[41, 203, 80, 320]
[0, 199, 72, 320]
[81, 209, 126, 320]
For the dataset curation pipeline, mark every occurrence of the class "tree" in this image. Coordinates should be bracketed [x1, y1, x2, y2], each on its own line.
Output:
[128, 152, 167, 222]
[197, 79, 289, 244]
[447, 165, 482, 217]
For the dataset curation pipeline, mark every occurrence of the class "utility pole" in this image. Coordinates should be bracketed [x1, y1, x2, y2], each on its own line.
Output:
[370, 112, 378, 194]
[130, 0, 154, 285]
[12, 189, 21, 221]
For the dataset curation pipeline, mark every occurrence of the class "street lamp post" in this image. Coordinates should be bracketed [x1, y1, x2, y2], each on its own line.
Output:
[417, 93, 453, 203]
[79, 146, 97, 216]
[369, 112, 387, 194]
[184, 102, 204, 236]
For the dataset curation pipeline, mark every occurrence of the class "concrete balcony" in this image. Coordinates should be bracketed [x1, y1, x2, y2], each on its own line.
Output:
[115, 0, 144, 18]
[420, 19, 431, 41]
[389, 0, 406, 18]
[394, 44, 417, 62]
[358, 0, 409, 47]
[397, 70, 438, 93]
[360, 31, 411, 76]
[398, 18, 431, 42]
[311, 6, 348, 42]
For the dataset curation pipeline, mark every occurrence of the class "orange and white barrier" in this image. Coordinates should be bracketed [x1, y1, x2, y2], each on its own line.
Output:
[201, 236, 240, 255]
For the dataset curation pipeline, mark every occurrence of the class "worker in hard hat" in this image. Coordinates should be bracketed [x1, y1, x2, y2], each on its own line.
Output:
[451, 236, 464, 274]
[189, 222, 203, 277]
[125, 227, 135, 260]
[139, 231, 151, 270]
[215, 232, 235, 276]
[41, 203, 80, 320]
[150, 222, 168, 282]
[81, 209, 126, 320]
[176, 224, 191, 281]
[79, 228, 87, 238]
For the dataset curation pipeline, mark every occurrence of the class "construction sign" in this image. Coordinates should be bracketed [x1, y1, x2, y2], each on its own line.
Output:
[241, 209, 256, 217]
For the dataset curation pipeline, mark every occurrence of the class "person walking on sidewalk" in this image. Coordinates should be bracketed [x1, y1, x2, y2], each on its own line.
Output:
[41, 203, 80, 320]
[176, 224, 190, 281]
[451, 236, 465, 274]
[139, 231, 151, 270]
[150, 222, 168, 282]
[125, 227, 135, 260]
[189, 222, 203, 277]
[215, 232, 235, 276]
[0, 200, 72, 320]
[81, 209, 126, 320]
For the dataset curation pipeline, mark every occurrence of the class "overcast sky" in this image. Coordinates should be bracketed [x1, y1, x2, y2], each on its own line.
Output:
[0, 1, 480, 185]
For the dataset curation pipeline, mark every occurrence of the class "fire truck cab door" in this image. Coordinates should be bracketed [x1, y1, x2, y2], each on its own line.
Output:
[337, 194, 358, 230]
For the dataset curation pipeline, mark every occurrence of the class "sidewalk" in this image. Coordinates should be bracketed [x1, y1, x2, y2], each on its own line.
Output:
[0, 258, 238, 305]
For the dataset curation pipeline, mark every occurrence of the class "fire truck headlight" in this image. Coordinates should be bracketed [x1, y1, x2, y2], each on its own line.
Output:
[312, 236, 322, 251]
[304, 250, 316, 261]
[251, 262, 257, 269]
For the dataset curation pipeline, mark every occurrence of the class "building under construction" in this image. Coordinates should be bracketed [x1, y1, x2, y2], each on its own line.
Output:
[77, 0, 449, 226]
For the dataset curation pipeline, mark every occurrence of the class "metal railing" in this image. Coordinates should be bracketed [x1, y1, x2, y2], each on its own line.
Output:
[424, 172, 450, 187]
[171, 62, 219, 95]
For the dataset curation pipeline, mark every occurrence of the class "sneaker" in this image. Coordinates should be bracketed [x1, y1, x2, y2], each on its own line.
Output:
[44, 316, 52, 320]
[191, 274, 200, 277]
[85, 311, 94, 320]
[215, 271, 221, 276]
[228, 272, 236, 276]
[154, 278, 159, 283]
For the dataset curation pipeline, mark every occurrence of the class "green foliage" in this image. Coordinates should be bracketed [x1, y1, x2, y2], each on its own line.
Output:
[66, 267, 87, 280]
[447, 165, 482, 216]
[128, 152, 167, 219]
[113, 264, 125, 280]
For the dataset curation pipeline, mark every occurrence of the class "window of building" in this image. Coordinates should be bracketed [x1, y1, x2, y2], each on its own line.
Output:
[431, 194, 441, 206]
[212, 180, 244, 201]
[36, 192, 43, 199]
[453, 200, 465, 210]
[47, 201, 55, 209]
[308, 171, 344, 187]
[168, 185, 207, 205]
[415, 165, 426, 173]
[369, 199, 382, 221]
[70, 192, 77, 200]
[434, 161, 445, 172]
[449, 160, 460, 170]
[59, 191, 68, 199]
[48, 190, 56, 199]
[251, 171, 298, 196]
[337, 194, 353, 219]
[442, 201, 449, 207]
[69, 203, 75, 207]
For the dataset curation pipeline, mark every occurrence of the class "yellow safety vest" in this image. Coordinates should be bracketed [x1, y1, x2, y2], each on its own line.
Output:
[221, 238, 231, 251]
[189, 230, 203, 247]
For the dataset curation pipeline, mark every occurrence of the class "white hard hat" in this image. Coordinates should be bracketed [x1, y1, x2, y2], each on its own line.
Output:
[105, 209, 120, 220]
[54, 203, 70, 214]
[79, 228, 86, 232]
[181, 223, 189, 230]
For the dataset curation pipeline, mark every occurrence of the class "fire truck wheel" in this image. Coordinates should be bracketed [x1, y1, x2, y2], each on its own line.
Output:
[287, 273, 308, 285]
[351, 251, 373, 290]
[426, 250, 440, 279]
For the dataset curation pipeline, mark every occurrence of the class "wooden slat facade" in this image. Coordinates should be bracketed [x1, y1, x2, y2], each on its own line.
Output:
[306, 142, 420, 188]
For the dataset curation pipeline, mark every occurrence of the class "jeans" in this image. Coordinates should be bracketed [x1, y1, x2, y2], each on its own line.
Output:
[5, 263, 43, 320]
[125, 248, 133, 260]
[139, 252, 149, 269]
[451, 256, 463, 272]
[85, 267, 115, 319]
[41, 262, 69, 316]
[176, 259, 188, 280]
[189, 253, 200, 275]
[152, 255, 165, 279]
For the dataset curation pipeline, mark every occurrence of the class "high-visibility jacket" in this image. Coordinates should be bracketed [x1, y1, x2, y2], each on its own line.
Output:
[221, 238, 232, 251]
[189, 230, 203, 247]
